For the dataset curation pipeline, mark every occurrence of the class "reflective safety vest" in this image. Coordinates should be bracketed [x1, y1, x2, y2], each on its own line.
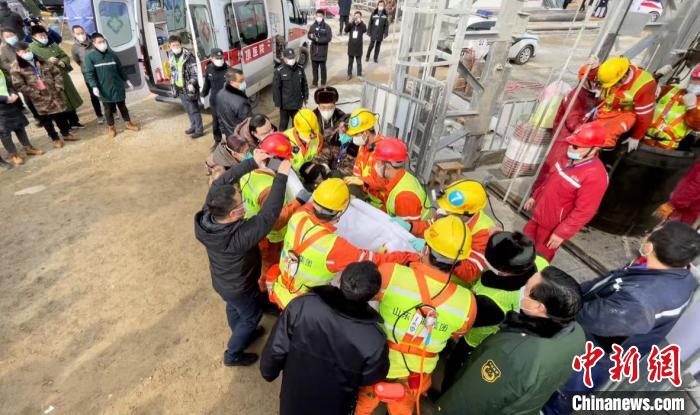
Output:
[535, 255, 549, 271]
[380, 263, 473, 379]
[0, 69, 8, 96]
[240, 169, 290, 243]
[353, 136, 385, 208]
[172, 54, 185, 88]
[285, 128, 322, 172]
[272, 211, 338, 308]
[600, 66, 655, 113]
[466, 280, 520, 348]
[469, 211, 495, 239]
[384, 171, 431, 220]
[644, 86, 690, 150]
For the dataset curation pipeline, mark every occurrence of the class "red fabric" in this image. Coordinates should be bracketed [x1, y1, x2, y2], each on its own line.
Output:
[523, 220, 558, 261]
[629, 81, 657, 140]
[530, 156, 609, 241]
[669, 161, 700, 225]
[452, 225, 490, 284]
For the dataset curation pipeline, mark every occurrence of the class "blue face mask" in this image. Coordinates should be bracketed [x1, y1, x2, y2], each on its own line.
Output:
[239, 81, 247, 92]
[21, 51, 34, 61]
[243, 151, 253, 160]
[37, 38, 49, 45]
[567, 150, 582, 160]
[5, 36, 18, 46]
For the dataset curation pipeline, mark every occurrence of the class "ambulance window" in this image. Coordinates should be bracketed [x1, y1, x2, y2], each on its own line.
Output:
[285, 0, 302, 25]
[165, 0, 187, 31]
[234, 0, 268, 46]
[189, 5, 217, 60]
[97, 1, 132, 48]
[225, 4, 241, 49]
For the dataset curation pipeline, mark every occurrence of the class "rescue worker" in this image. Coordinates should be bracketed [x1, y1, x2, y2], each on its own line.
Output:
[591, 56, 657, 151]
[524, 123, 609, 261]
[654, 160, 700, 226]
[273, 48, 309, 131]
[168, 35, 203, 138]
[370, 138, 431, 233]
[200, 48, 229, 144]
[284, 108, 323, 173]
[643, 63, 700, 150]
[313, 86, 355, 176]
[345, 108, 385, 206]
[267, 178, 419, 309]
[355, 216, 477, 415]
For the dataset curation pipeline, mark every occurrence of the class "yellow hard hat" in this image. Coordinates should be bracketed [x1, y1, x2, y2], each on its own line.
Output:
[346, 108, 378, 136]
[294, 108, 320, 138]
[598, 56, 631, 89]
[312, 178, 350, 212]
[424, 216, 472, 261]
[437, 180, 487, 215]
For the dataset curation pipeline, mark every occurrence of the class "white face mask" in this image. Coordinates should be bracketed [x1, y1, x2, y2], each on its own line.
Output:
[95, 42, 108, 52]
[171, 47, 182, 55]
[213, 59, 224, 67]
[320, 109, 334, 121]
[75, 34, 87, 43]
[285, 58, 296, 66]
[378, 6, 384, 11]
[374, 162, 385, 178]
[315, 16, 323, 23]
[352, 134, 366, 146]
[519, 286, 539, 315]
[687, 84, 700, 95]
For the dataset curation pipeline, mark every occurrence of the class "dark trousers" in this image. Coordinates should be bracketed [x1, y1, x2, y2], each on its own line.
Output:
[0, 127, 32, 154]
[338, 15, 349, 34]
[366, 40, 382, 61]
[279, 108, 298, 131]
[67, 109, 81, 126]
[180, 94, 204, 133]
[348, 55, 362, 76]
[104, 101, 131, 126]
[211, 104, 222, 143]
[311, 60, 327, 86]
[224, 292, 263, 359]
[85, 79, 103, 117]
[25, 97, 40, 121]
[39, 112, 71, 140]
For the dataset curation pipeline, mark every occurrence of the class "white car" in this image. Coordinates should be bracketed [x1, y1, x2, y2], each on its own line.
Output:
[462, 16, 539, 65]
[633, 0, 663, 22]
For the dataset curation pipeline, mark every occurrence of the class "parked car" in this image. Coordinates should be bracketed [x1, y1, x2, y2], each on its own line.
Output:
[316, 0, 339, 17]
[461, 16, 539, 65]
[633, 0, 663, 22]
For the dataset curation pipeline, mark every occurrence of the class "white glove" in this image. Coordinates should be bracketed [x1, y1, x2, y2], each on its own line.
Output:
[187, 84, 195, 93]
[623, 138, 640, 153]
[683, 92, 697, 109]
[92, 87, 100, 97]
[126, 80, 134, 90]
[655, 64, 673, 77]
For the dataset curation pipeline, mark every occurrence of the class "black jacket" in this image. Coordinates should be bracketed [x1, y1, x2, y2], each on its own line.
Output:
[216, 83, 252, 137]
[0, 7, 24, 38]
[0, 68, 28, 133]
[194, 159, 287, 300]
[338, 0, 352, 16]
[201, 62, 228, 107]
[345, 21, 367, 57]
[368, 9, 390, 42]
[273, 63, 308, 111]
[308, 20, 333, 61]
[260, 286, 390, 415]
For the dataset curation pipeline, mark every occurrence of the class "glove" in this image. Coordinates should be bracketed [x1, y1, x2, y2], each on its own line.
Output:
[343, 176, 364, 186]
[409, 238, 426, 252]
[92, 87, 100, 97]
[391, 217, 412, 232]
[623, 138, 639, 153]
[683, 93, 697, 109]
[295, 188, 312, 204]
[187, 84, 195, 93]
[339, 133, 352, 145]
[653, 202, 674, 220]
[655, 64, 673, 77]
[126, 80, 134, 90]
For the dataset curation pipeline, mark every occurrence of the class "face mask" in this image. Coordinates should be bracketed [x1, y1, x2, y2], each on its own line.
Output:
[687, 84, 700, 95]
[171, 47, 182, 55]
[37, 38, 48, 45]
[315, 16, 323, 23]
[4, 36, 18, 46]
[95, 42, 108, 52]
[378, 6, 385, 11]
[285, 58, 296, 66]
[298, 132, 312, 142]
[352, 134, 366, 146]
[75, 34, 87, 43]
[238, 81, 247, 92]
[355, 17, 361, 23]
[374, 162, 385, 178]
[639, 241, 652, 258]
[213, 59, 224, 67]
[519, 287, 539, 314]
[567, 150, 582, 161]
[320, 109, 334, 121]
[21, 51, 33, 61]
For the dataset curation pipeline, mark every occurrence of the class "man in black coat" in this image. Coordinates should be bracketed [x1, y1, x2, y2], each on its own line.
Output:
[0, 1, 23, 39]
[346, 11, 367, 80]
[338, 0, 352, 36]
[201, 48, 228, 144]
[195, 150, 290, 366]
[366, 0, 390, 63]
[216, 68, 252, 139]
[308, 9, 332, 87]
[272, 48, 308, 131]
[261, 261, 390, 415]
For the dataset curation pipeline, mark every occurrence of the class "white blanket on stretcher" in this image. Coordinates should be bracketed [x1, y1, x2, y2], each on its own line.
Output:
[286, 171, 418, 252]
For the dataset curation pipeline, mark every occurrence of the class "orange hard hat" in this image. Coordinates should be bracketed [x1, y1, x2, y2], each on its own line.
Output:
[259, 132, 293, 159]
[578, 64, 598, 82]
[374, 138, 408, 163]
[566, 123, 607, 148]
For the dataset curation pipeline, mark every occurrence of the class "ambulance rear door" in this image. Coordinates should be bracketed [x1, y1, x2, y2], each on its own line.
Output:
[186, 0, 218, 98]
[230, 0, 275, 96]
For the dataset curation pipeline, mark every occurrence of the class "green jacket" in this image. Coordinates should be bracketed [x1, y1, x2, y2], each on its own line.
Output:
[29, 40, 83, 111]
[437, 312, 585, 415]
[83, 49, 128, 103]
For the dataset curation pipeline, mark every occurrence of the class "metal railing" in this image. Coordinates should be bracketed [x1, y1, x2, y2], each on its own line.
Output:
[484, 99, 538, 152]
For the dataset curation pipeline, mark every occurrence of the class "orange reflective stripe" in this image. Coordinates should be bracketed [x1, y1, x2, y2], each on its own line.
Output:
[651, 91, 684, 130]
[388, 342, 438, 358]
[413, 270, 458, 309]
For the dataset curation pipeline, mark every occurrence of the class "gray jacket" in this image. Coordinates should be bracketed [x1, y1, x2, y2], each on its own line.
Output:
[71, 40, 94, 73]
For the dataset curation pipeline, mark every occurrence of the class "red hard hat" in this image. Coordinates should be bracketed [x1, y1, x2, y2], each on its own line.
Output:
[566, 123, 607, 147]
[374, 138, 408, 163]
[259, 132, 293, 159]
[691, 63, 700, 81]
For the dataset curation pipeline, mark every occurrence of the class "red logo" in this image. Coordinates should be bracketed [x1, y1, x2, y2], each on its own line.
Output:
[572, 341, 605, 388]
[647, 344, 682, 387]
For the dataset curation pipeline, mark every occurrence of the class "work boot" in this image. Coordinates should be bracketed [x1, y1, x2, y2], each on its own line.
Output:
[190, 131, 205, 139]
[125, 122, 140, 131]
[97, 116, 105, 124]
[63, 134, 80, 142]
[10, 153, 24, 165]
[24, 146, 44, 156]
[107, 126, 117, 138]
[52, 139, 64, 149]
[347, 74, 352, 81]
[185, 127, 195, 134]
[0, 158, 14, 170]
[224, 352, 258, 367]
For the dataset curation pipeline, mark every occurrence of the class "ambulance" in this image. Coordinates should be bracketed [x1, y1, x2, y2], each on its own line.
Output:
[66, 0, 311, 105]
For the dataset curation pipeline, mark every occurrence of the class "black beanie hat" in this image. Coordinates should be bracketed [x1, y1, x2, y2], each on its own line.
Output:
[485, 231, 536, 275]
[30, 25, 47, 36]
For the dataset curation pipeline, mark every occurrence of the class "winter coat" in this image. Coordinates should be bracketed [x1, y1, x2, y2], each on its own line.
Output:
[345, 21, 367, 56]
[24, 28, 62, 46]
[0, 41, 16, 74]
[71, 39, 94, 73]
[84, 48, 128, 103]
[308, 20, 332, 62]
[367, 9, 390, 42]
[10, 56, 67, 115]
[577, 265, 698, 355]
[273, 63, 308, 110]
[260, 286, 389, 415]
[201, 61, 228, 107]
[437, 312, 585, 415]
[216, 84, 252, 138]
[205, 141, 241, 174]
[30, 40, 83, 111]
[194, 158, 287, 300]
[0, 7, 24, 38]
[338, 0, 352, 16]
[669, 160, 700, 225]
[169, 49, 199, 100]
[0, 68, 28, 133]
[314, 107, 356, 175]
[531, 156, 608, 240]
